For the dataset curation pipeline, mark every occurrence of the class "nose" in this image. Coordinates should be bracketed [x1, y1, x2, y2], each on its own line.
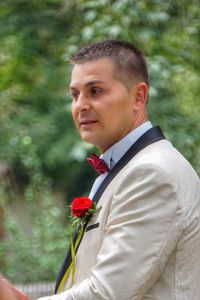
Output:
[75, 93, 90, 112]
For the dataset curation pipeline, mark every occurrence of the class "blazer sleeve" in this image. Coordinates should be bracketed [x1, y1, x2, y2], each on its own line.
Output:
[38, 162, 183, 300]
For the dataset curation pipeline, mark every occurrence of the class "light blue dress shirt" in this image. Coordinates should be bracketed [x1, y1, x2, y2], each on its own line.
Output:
[89, 121, 153, 199]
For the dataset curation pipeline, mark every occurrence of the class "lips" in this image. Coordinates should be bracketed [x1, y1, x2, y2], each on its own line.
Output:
[79, 120, 98, 126]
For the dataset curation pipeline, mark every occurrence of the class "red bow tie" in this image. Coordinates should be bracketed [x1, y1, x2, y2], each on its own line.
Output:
[86, 153, 110, 174]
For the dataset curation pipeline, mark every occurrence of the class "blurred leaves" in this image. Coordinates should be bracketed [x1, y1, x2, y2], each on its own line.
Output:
[0, 0, 199, 283]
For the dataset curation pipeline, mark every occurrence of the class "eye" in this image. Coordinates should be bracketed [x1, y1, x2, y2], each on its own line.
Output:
[71, 90, 79, 101]
[91, 87, 102, 95]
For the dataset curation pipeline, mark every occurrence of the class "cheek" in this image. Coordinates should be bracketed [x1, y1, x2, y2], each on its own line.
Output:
[71, 106, 78, 127]
[110, 103, 133, 128]
[71, 103, 77, 118]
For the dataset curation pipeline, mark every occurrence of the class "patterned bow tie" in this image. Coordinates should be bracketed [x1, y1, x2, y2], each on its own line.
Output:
[86, 153, 110, 174]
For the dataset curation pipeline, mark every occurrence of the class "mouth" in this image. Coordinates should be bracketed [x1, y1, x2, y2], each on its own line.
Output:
[79, 120, 98, 127]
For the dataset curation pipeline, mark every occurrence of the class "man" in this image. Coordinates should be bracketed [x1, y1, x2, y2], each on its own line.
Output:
[39, 40, 200, 299]
[0, 275, 29, 300]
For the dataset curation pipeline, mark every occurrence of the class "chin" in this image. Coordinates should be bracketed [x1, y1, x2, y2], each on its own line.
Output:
[80, 133, 96, 146]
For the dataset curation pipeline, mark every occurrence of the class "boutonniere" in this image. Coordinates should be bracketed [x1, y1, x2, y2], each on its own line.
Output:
[61, 197, 101, 289]
[71, 197, 101, 229]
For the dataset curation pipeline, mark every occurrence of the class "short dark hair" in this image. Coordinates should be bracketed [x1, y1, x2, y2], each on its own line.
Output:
[70, 39, 149, 88]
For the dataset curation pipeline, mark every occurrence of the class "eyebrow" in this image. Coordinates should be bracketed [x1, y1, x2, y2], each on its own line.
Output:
[70, 80, 105, 90]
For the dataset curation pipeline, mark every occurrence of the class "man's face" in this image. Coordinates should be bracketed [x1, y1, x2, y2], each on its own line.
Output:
[70, 58, 141, 152]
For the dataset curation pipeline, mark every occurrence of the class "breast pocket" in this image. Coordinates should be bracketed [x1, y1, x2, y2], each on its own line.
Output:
[85, 222, 100, 232]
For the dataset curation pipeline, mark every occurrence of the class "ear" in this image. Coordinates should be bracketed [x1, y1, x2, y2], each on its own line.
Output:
[133, 82, 149, 110]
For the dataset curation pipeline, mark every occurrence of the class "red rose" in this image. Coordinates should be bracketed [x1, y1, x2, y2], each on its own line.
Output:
[71, 197, 93, 218]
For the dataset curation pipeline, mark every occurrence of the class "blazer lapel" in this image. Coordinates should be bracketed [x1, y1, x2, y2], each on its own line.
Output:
[92, 126, 165, 205]
[55, 126, 165, 293]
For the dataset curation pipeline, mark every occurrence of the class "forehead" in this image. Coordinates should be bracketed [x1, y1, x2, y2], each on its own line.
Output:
[70, 58, 117, 88]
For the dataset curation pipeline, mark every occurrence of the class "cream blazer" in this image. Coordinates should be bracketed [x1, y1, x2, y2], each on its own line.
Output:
[39, 140, 200, 300]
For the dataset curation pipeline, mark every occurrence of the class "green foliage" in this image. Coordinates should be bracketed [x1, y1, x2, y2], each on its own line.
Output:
[0, 0, 199, 283]
[0, 178, 73, 283]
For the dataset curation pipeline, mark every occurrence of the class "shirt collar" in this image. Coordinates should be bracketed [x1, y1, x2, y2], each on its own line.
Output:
[101, 121, 153, 169]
